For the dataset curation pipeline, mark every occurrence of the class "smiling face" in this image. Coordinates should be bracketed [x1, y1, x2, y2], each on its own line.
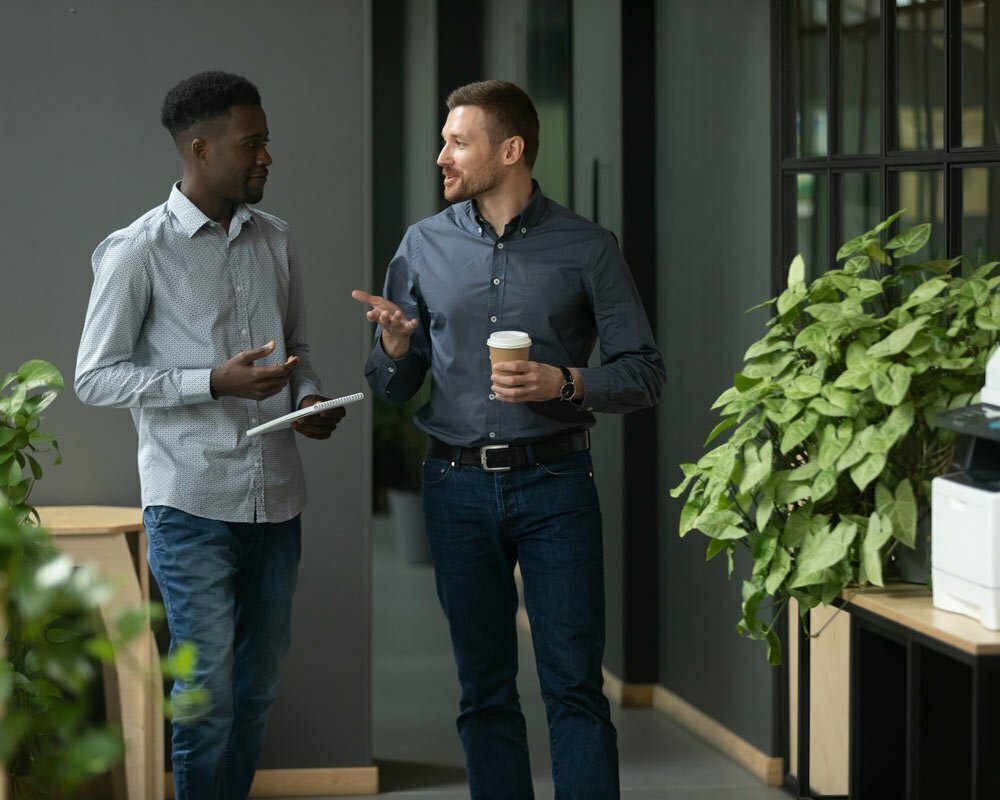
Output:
[197, 104, 272, 205]
[436, 105, 506, 204]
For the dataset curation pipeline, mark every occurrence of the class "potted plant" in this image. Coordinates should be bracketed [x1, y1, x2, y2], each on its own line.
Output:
[373, 380, 431, 564]
[671, 213, 998, 664]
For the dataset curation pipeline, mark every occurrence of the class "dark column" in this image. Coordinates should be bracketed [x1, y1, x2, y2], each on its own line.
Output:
[621, 0, 659, 684]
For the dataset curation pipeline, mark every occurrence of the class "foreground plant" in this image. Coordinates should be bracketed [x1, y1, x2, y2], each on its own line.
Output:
[1, 360, 202, 796]
[672, 212, 998, 664]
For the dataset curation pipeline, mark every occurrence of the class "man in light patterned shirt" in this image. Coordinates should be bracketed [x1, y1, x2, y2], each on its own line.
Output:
[75, 71, 343, 800]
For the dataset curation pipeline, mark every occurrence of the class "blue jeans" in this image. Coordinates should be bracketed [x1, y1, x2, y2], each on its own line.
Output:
[143, 506, 302, 800]
[422, 449, 620, 800]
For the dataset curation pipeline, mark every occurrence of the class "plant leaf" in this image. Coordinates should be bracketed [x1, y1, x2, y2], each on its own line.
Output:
[867, 318, 927, 358]
[780, 411, 820, 454]
[15, 359, 64, 392]
[886, 223, 931, 257]
[851, 453, 887, 491]
[870, 363, 913, 406]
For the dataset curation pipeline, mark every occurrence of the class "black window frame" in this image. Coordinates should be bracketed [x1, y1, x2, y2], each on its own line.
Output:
[773, 0, 1000, 296]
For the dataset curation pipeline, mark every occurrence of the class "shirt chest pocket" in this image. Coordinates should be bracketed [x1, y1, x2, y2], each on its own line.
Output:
[501, 270, 537, 326]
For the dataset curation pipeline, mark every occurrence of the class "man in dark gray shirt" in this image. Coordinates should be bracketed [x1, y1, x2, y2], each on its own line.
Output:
[355, 80, 664, 799]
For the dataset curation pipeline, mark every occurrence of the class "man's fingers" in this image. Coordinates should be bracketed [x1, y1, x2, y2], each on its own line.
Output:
[351, 289, 380, 307]
[241, 340, 276, 364]
[491, 360, 530, 373]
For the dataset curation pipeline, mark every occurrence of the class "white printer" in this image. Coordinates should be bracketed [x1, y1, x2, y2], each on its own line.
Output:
[931, 356, 1000, 630]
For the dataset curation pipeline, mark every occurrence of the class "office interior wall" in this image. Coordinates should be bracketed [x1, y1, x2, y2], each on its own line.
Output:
[655, 0, 778, 753]
[0, 0, 372, 767]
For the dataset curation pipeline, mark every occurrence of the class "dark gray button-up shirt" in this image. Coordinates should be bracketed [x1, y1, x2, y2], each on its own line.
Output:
[364, 184, 665, 447]
[75, 184, 321, 522]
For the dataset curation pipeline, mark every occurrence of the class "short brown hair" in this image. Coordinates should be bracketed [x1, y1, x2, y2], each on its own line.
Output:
[446, 80, 540, 168]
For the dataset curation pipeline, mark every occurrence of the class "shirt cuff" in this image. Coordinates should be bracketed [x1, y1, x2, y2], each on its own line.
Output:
[180, 368, 215, 405]
[372, 335, 421, 399]
[575, 367, 610, 413]
[292, 379, 323, 411]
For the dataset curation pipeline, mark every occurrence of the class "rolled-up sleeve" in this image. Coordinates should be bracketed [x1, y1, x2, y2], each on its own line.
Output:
[577, 232, 665, 413]
[75, 232, 214, 409]
[364, 227, 430, 405]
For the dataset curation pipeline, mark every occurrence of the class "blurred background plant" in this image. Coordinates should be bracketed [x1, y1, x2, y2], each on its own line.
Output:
[0, 360, 203, 798]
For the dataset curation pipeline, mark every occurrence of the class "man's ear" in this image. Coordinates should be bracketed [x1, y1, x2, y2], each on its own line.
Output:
[501, 136, 525, 166]
[190, 136, 208, 162]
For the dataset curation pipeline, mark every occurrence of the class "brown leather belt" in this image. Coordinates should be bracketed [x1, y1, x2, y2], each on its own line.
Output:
[426, 430, 590, 472]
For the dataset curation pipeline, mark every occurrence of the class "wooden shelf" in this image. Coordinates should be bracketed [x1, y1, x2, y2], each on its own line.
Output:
[841, 584, 1000, 657]
[35, 505, 143, 536]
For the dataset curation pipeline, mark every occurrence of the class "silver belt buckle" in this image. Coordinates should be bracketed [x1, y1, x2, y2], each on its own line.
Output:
[479, 444, 512, 471]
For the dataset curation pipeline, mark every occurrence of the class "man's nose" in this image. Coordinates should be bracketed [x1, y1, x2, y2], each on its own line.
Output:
[258, 147, 273, 166]
[436, 145, 450, 166]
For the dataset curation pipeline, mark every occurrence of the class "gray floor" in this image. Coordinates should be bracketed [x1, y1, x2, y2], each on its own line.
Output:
[302, 516, 790, 799]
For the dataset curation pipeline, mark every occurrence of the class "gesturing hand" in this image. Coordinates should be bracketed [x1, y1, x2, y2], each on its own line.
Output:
[210, 340, 297, 401]
[491, 361, 565, 403]
[292, 395, 347, 440]
[351, 289, 418, 359]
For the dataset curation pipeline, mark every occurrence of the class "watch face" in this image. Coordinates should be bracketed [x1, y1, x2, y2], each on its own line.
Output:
[560, 382, 575, 400]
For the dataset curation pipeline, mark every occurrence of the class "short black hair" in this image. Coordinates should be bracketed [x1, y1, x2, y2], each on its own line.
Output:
[160, 71, 261, 140]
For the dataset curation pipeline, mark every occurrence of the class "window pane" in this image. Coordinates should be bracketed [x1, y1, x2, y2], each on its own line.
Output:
[961, 0, 1000, 148]
[962, 167, 1000, 267]
[527, 0, 571, 207]
[795, 173, 831, 276]
[898, 170, 946, 259]
[895, 0, 946, 150]
[841, 0, 881, 154]
[842, 171, 882, 239]
[786, 0, 829, 157]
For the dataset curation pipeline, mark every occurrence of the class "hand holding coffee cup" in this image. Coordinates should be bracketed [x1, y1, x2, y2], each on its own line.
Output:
[489, 331, 575, 403]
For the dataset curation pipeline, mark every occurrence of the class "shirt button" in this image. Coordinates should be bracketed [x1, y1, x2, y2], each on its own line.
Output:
[493, 278, 500, 285]
[497, 243, 504, 250]
[251, 417, 258, 424]
[489, 432, 497, 438]
[490, 315, 497, 323]
[478, 226, 483, 234]
[488, 393, 496, 400]
[241, 328, 248, 336]
[521, 228, 527, 234]
[235, 286, 242, 293]
[388, 366, 395, 373]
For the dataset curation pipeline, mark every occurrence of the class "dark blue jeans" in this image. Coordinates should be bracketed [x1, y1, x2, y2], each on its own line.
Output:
[143, 506, 302, 800]
[423, 449, 620, 799]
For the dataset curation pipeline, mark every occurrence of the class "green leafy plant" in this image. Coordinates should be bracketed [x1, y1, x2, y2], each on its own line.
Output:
[671, 212, 999, 664]
[1, 360, 203, 797]
[0, 361, 63, 526]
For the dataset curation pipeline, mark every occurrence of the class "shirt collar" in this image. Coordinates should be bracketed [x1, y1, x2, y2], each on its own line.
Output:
[167, 182, 253, 239]
[464, 179, 548, 238]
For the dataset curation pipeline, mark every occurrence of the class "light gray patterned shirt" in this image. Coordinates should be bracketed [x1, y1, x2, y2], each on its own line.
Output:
[75, 183, 320, 523]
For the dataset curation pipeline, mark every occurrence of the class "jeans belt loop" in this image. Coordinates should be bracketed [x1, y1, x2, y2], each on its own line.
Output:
[479, 443, 512, 472]
[525, 443, 537, 465]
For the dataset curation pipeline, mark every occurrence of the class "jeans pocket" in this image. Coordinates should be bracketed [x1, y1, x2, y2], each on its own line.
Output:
[142, 504, 171, 536]
[537, 451, 594, 477]
[422, 457, 454, 486]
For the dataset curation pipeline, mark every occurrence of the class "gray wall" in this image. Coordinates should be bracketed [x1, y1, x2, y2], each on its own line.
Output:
[656, 0, 778, 753]
[0, 0, 372, 768]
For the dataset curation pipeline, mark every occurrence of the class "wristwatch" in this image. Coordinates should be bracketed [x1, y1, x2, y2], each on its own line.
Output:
[558, 366, 576, 401]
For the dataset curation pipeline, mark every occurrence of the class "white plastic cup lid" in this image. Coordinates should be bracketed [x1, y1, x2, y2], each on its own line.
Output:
[487, 331, 532, 349]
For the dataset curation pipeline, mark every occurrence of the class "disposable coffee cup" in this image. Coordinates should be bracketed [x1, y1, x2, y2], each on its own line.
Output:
[487, 330, 532, 364]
